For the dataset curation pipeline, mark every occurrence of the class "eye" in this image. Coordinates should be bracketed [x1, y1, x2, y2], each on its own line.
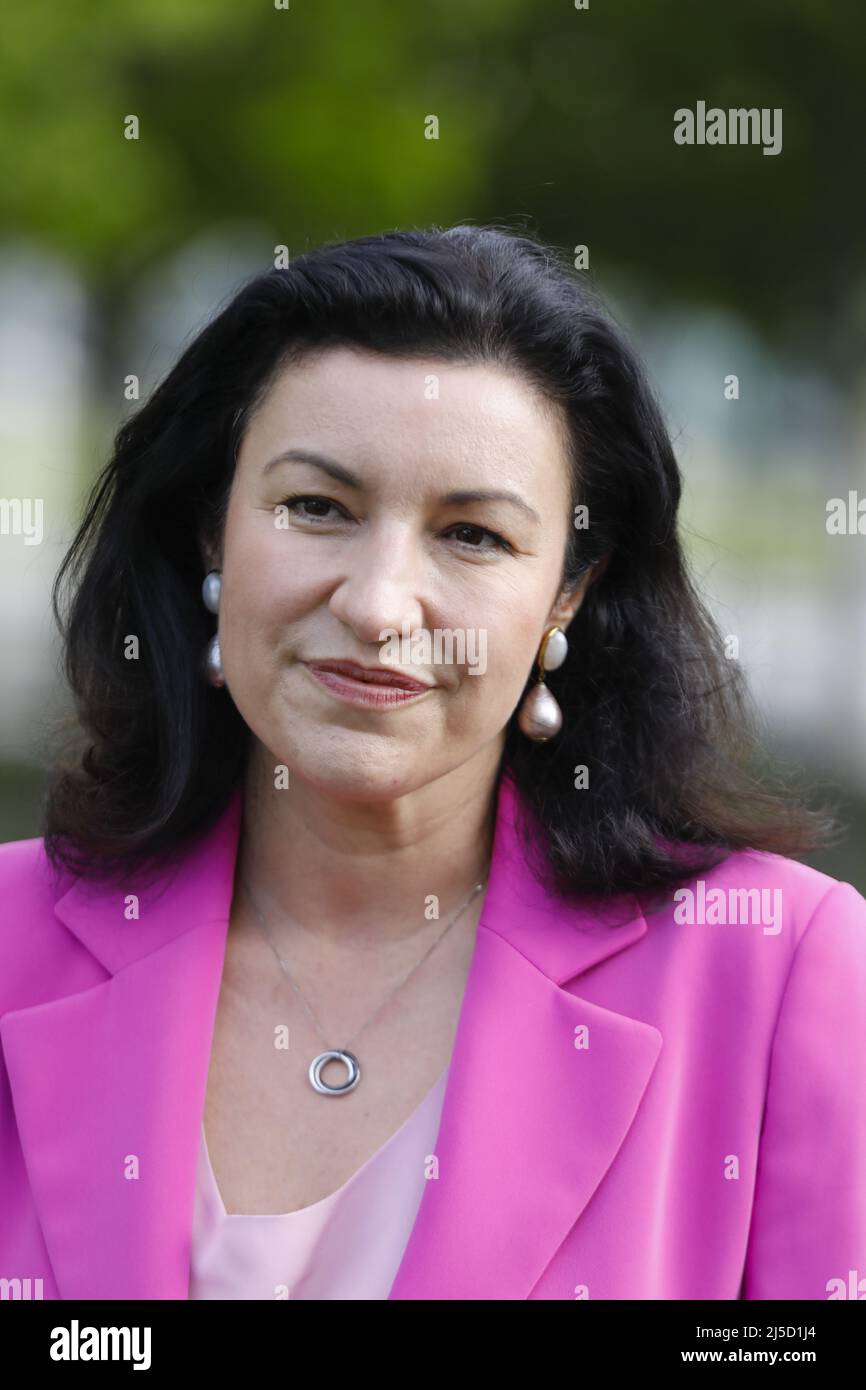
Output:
[278, 497, 513, 554]
[445, 523, 513, 555]
[280, 495, 347, 523]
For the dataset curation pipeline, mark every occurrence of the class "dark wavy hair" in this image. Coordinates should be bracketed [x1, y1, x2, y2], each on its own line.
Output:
[43, 222, 837, 897]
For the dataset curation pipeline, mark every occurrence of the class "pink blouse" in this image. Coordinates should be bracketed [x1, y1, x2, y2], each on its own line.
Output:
[188, 1066, 449, 1300]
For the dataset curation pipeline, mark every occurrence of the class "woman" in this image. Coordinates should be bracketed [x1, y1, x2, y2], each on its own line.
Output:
[0, 224, 863, 1302]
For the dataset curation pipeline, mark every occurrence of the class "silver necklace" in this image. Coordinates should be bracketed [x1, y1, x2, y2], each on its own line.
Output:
[241, 874, 486, 1096]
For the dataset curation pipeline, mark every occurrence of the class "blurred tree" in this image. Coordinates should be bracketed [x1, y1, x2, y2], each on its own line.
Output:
[1, 0, 863, 382]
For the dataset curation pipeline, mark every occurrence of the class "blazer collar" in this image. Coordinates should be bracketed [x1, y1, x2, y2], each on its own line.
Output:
[1, 771, 661, 1300]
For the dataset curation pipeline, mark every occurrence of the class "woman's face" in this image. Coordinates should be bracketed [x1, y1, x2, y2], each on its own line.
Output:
[210, 346, 594, 800]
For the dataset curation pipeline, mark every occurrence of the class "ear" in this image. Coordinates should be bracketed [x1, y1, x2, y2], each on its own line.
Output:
[548, 553, 610, 630]
[198, 530, 221, 575]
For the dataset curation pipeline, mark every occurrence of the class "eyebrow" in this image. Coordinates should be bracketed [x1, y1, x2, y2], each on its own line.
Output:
[263, 448, 542, 524]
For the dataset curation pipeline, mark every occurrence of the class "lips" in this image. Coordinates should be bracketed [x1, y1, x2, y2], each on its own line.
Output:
[306, 660, 431, 693]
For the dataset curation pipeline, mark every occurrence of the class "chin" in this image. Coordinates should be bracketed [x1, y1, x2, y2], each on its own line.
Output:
[293, 762, 425, 803]
[264, 727, 417, 797]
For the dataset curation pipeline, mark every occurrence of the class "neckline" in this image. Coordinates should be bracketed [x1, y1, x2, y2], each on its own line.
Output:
[200, 1063, 450, 1220]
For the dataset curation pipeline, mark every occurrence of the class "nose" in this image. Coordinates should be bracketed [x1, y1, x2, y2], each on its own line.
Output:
[327, 521, 427, 645]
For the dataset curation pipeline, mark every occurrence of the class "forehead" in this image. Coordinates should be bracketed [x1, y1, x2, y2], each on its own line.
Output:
[242, 347, 571, 486]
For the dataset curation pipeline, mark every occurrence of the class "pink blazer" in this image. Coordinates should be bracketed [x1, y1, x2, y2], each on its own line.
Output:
[1, 770, 865, 1300]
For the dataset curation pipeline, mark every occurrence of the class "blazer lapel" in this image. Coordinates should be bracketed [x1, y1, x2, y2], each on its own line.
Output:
[0, 790, 244, 1300]
[388, 773, 663, 1299]
[2, 771, 661, 1301]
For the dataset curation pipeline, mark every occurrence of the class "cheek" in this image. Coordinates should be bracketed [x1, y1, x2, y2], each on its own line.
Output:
[221, 582, 303, 642]
[220, 531, 311, 637]
[444, 606, 542, 730]
[473, 581, 549, 677]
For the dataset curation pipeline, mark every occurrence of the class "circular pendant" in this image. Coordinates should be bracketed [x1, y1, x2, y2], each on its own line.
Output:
[309, 1049, 361, 1095]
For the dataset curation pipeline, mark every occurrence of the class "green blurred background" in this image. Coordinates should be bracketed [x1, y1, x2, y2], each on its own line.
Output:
[1, 0, 864, 885]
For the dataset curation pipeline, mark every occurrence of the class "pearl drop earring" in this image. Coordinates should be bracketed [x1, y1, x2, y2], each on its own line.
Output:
[202, 569, 225, 687]
[517, 625, 568, 741]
